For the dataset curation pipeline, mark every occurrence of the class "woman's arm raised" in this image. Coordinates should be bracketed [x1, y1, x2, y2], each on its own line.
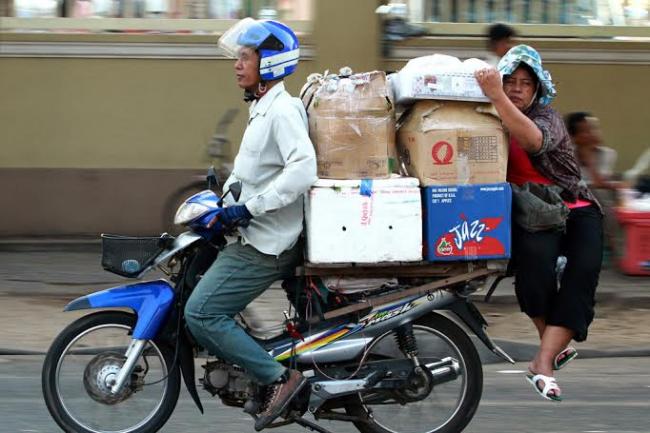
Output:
[475, 68, 543, 153]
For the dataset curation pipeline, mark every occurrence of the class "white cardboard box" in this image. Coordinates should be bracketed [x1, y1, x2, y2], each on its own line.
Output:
[390, 54, 491, 105]
[391, 71, 489, 104]
[305, 177, 423, 263]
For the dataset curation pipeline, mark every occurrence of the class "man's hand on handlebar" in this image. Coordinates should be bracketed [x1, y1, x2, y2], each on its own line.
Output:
[208, 205, 253, 229]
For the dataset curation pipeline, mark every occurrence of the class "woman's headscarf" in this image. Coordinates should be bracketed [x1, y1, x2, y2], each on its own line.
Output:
[498, 44, 557, 106]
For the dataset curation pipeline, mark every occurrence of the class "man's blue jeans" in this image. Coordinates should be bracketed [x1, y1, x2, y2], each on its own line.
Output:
[184, 240, 301, 385]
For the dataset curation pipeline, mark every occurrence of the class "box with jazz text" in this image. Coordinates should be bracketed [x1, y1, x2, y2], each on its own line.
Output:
[422, 183, 511, 261]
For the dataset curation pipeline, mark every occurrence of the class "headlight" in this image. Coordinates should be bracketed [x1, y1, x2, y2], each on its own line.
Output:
[174, 202, 210, 225]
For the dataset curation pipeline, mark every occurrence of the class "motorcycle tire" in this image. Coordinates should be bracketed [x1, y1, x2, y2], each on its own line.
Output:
[42, 311, 181, 433]
[345, 312, 483, 433]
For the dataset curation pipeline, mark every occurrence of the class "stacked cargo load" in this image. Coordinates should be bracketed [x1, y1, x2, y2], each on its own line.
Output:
[301, 59, 513, 265]
[301, 69, 423, 264]
[392, 55, 512, 262]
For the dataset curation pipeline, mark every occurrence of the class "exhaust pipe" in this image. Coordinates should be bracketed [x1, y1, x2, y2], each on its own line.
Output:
[425, 356, 460, 386]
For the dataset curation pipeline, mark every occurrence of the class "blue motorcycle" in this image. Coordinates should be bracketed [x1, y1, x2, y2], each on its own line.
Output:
[42, 174, 513, 433]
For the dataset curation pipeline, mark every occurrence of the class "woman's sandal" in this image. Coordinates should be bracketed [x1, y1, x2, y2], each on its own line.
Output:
[526, 373, 563, 402]
[553, 346, 578, 371]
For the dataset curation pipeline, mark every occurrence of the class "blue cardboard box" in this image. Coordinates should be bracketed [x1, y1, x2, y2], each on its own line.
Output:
[422, 183, 512, 261]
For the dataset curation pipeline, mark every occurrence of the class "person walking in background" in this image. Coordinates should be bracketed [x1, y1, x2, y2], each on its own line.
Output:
[566, 112, 621, 257]
[72, 0, 93, 17]
[486, 23, 517, 66]
[566, 112, 619, 191]
[183, 18, 317, 431]
[474, 45, 603, 402]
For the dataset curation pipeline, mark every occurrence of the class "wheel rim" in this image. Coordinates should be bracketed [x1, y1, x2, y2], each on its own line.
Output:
[54, 323, 170, 433]
[358, 324, 468, 433]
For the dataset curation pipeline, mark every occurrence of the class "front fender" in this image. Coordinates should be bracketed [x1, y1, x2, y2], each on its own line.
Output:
[64, 279, 175, 340]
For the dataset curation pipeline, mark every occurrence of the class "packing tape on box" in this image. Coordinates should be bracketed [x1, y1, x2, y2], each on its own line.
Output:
[360, 179, 373, 197]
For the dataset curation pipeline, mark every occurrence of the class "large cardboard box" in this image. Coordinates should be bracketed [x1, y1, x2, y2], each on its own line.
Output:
[305, 177, 422, 263]
[397, 100, 508, 186]
[305, 71, 396, 179]
[422, 183, 511, 262]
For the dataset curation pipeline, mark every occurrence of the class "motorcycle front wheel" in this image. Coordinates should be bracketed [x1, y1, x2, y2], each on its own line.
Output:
[42, 311, 181, 433]
[346, 313, 483, 433]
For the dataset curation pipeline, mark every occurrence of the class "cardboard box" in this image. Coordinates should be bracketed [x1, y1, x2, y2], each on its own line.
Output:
[305, 71, 396, 179]
[422, 183, 511, 261]
[398, 100, 508, 186]
[305, 177, 423, 263]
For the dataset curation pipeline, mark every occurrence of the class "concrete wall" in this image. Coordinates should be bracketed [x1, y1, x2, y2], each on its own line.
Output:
[1, 9, 649, 237]
[0, 56, 311, 170]
[0, 53, 319, 236]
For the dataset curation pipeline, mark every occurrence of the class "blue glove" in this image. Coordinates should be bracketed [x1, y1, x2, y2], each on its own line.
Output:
[219, 205, 253, 227]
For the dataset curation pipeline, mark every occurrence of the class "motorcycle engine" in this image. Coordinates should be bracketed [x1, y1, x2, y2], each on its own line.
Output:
[201, 361, 257, 407]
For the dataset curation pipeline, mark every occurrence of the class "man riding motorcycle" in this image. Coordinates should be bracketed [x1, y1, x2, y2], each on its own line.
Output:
[184, 18, 318, 431]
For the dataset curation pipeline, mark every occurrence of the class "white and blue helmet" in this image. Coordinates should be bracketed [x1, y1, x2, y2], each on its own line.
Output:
[218, 17, 300, 81]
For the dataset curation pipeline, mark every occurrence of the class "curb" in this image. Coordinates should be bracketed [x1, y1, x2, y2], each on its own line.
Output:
[0, 349, 46, 356]
[3, 340, 649, 360]
[0, 238, 101, 253]
[471, 292, 650, 307]
[6, 286, 650, 307]
[470, 338, 650, 364]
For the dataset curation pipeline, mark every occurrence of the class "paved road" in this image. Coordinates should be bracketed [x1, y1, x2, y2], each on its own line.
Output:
[1, 249, 649, 432]
[1, 356, 648, 433]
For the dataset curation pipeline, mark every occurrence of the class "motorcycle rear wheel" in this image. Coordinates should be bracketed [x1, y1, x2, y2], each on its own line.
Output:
[345, 313, 483, 433]
[42, 311, 181, 433]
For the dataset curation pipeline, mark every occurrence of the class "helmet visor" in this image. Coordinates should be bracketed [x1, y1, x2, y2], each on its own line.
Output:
[217, 18, 271, 58]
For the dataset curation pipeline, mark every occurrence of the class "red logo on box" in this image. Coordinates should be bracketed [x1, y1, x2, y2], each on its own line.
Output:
[431, 141, 454, 165]
[436, 238, 453, 255]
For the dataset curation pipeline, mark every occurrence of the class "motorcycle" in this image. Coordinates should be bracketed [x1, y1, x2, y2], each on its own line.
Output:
[42, 172, 514, 433]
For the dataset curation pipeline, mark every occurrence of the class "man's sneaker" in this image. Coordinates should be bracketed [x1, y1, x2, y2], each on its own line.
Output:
[254, 369, 306, 431]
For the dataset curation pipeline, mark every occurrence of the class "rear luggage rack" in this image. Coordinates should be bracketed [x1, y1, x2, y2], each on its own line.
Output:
[298, 261, 504, 322]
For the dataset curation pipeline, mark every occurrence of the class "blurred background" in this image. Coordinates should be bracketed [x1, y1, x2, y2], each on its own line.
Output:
[2, 0, 649, 23]
[1, 0, 649, 239]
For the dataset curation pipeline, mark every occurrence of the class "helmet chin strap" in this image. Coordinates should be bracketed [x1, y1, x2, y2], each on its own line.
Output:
[243, 81, 267, 102]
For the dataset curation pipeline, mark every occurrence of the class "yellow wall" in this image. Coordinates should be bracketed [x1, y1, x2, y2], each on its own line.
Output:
[1, 12, 649, 236]
[1, 56, 313, 169]
[313, 0, 380, 73]
[2, 36, 648, 171]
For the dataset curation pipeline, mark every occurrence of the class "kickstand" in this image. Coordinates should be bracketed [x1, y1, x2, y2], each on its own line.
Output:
[291, 416, 334, 433]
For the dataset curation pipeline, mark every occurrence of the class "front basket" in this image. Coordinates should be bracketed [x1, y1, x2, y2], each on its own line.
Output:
[101, 234, 165, 278]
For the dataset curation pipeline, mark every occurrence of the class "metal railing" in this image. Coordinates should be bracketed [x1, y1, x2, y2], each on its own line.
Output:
[3, 0, 312, 20]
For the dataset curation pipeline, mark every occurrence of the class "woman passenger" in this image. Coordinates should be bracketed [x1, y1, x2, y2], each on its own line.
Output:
[475, 45, 603, 401]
